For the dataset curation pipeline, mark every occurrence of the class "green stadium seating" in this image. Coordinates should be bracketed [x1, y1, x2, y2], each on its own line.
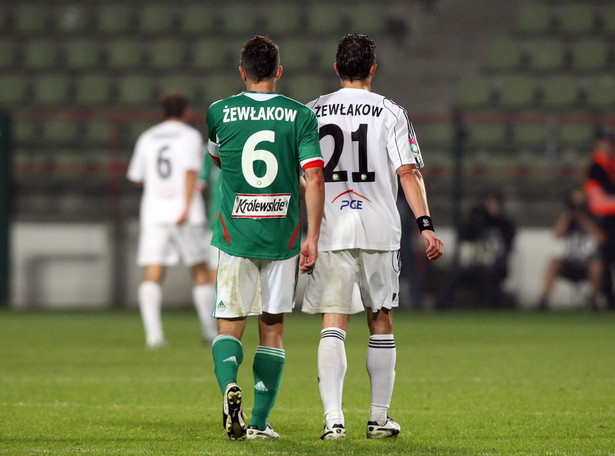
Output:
[31, 74, 71, 106]
[191, 39, 230, 71]
[0, 39, 19, 70]
[484, 37, 525, 72]
[279, 39, 313, 71]
[55, 5, 90, 34]
[349, 3, 386, 35]
[541, 75, 579, 109]
[122, 121, 154, 148]
[74, 74, 113, 107]
[179, 4, 218, 34]
[262, 4, 303, 35]
[416, 122, 455, 150]
[601, 6, 615, 35]
[557, 4, 596, 35]
[202, 73, 244, 105]
[138, 4, 175, 34]
[466, 124, 508, 148]
[285, 75, 327, 104]
[116, 74, 156, 107]
[454, 75, 492, 109]
[0, 5, 8, 31]
[23, 39, 59, 70]
[497, 75, 536, 108]
[585, 75, 615, 110]
[307, 4, 346, 34]
[159, 75, 200, 103]
[221, 4, 259, 35]
[511, 123, 548, 149]
[83, 121, 113, 147]
[64, 40, 101, 71]
[13, 4, 48, 34]
[13, 121, 40, 146]
[96, 4, 133, 34]
[318, 40, 339, 72]
[106, 39, 145, 70]
[571, 38, 609, 72]
[41, 119, 81, 146]
[150, 39, 186, 70]
[0, 75, 29, 106]
[558, 123, 596, 148]
[527, 39, 567, 72]
[514, 3, 552, 35]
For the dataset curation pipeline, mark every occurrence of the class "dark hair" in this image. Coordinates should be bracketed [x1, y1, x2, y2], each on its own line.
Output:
[336, 34, 376, 81]
[160, 91, 188, 118]
[240, 35, 280, 83]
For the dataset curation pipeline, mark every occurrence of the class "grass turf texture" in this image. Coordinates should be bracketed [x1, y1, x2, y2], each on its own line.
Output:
[1, 310, 614, 455]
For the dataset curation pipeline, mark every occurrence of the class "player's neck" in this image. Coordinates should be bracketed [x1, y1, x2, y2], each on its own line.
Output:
[245, 80, 277, 93]
[340, 79, 371, 91]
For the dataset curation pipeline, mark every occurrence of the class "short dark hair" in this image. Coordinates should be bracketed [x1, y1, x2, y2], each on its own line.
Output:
[336, 34, 376, 81]
[160, 91, 188, 118]
[240, 35, 280, 83]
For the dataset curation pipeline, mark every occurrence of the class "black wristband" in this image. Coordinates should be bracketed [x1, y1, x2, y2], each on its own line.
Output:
[416, 216, 435, 232]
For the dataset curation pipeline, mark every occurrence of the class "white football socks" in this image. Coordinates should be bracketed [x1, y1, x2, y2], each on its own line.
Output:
[318, 327, 347, 427]
[367, 334, 396, 424]
[192, 284, 217, 344]
[138, 281, 164, 347]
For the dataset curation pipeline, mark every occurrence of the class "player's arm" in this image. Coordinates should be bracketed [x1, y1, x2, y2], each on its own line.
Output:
[177, 169, 197, 225]
[398, 163, 443, 260]
[300, 165, 324, 274]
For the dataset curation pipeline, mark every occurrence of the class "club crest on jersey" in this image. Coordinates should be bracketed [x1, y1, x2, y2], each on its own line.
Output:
[331, 189, 372, 211]
[232, 193, 291, 218]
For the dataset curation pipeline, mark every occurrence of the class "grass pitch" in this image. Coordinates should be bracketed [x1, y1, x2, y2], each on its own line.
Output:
[1, 309, 614, 455]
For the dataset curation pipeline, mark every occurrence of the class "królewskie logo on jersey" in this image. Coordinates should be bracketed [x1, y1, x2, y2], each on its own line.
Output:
[231, 193, 291, 219]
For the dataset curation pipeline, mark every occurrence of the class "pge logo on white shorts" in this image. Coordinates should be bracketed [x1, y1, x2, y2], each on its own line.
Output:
[232, 193, 291, 218]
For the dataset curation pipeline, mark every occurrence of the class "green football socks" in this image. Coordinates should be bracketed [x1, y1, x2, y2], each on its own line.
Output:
[212, 335, 244, 393]
[250, 346, 285, 431]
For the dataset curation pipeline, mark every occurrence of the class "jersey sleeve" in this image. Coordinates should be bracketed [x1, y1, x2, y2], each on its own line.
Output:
[386, 100, 424, 170]
[298, 108, 324, 169]
[126, 135, 145, 183]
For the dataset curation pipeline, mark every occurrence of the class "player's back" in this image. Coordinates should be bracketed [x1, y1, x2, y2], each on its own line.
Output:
[308, 88, 422, 251]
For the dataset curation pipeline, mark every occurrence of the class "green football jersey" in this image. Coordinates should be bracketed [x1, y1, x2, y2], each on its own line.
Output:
[206, 91, 323, 260]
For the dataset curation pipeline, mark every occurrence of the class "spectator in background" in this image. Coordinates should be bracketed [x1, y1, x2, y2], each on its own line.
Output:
[584, 129, 615, 310]
[127, 91, 217, 348]
[436, 192, 515, 310]
[536, 188, 607, 311]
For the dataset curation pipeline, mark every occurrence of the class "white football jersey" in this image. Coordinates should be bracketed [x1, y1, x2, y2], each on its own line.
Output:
[307, 88, 424, 251]
[127, 120, 206, 226]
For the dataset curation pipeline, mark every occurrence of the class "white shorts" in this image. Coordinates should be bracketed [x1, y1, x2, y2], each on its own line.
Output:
[302, 249, 400, 314]
[213, 250, 299, 318]
[137, 224, 212, 267]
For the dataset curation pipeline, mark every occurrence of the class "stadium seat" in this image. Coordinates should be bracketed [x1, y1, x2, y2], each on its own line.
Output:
[202, 73, 244, 105]
[454, 75, 492, 109]
[64, 40, 101, 71]
[307, 4, 346, 34]
[0, 5, 8, 31]
[221, 4, 259, 34]
[285, 75, 327, 104]
[13, 4, 48, 34]
[149, 39, 186, 70]
[511, 123, 548, 149]
[349, 3, 387, 35]
[466, 124, 508, 148]
[179, 4, 218, 34]
[317, 40, 339, 72]
[601, 6, 615, 35]
[496, 75, 536, 109]
[23, 39, 59, 70]
[159, 75, 200, 103]
[514, 2, 552, 35]
[96, 4, 133, 34]
[116, 75, 156, 107]
[483, 37, 525, 72]
[31, 74, 71, 106]
[585, 75, 615, 110]
[41, 119, 81, 146]
[13, 121, 40, 146]
[74, 74, 114, 107]
[0, 39, 19, 70]
[83, 121, 113, 147]
[262, 3, 303, 36]
[571, 38, 609, 72]
[541, 75, 580, 109]
[527, 39, 567, 72]
[415, 122, 455, 150]
[557, 4, 596, 35]
[122, 121, 155, 148]
[137, 4, 175, 34]
[0, 75, 29, 106]
[279, 39, 313, 71]
[55, 5, 90, 34]
[106, 39, 145, 70]
[558, 123, 596, 148]
[191, 39, 230, 71]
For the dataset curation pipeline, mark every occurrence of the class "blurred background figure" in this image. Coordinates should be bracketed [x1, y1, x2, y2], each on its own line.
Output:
[127, 92, 217, 348]
[536, 188, 607, 311]
[436, 192, 515, 310]
[584, 130, 615, 311]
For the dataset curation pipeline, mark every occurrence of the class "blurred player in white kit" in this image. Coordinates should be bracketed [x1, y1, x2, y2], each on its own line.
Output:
[127, 91, 217, 348]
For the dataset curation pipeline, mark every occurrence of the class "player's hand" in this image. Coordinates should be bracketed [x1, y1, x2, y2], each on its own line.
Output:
[176, 209, 189, 226]
[299, 238, 318, 274]
[421, 230, 444, 260]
